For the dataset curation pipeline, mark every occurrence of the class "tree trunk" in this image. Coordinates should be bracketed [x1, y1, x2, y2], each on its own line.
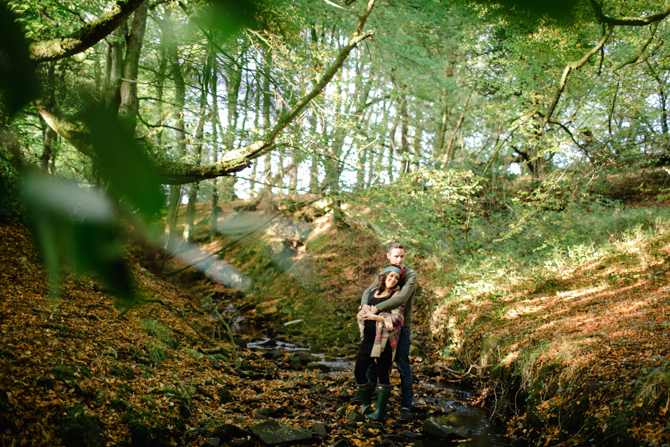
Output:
[210, 50, 220, 240]
[159, 9, 187, 243]
[398, 92, 410, 176]
[118, 1, 148, 132]
[184, 54, 211, 241]
[103, 26, 125, 115]
[261, 45, 273, 194]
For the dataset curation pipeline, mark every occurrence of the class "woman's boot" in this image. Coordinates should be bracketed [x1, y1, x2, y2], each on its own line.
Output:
[366, 384, 392, 421]
[357, 382, 373, 415]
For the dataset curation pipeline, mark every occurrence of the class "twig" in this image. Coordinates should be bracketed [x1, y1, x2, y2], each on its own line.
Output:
[117, 299, 220, 348]
[214, 309, 238, 360]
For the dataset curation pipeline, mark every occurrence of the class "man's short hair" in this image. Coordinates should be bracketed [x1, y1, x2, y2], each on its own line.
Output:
[387, 242, 405, 252]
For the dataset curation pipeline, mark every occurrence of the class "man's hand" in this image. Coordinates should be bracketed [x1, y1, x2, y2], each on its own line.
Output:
[357, 305, 371, 320]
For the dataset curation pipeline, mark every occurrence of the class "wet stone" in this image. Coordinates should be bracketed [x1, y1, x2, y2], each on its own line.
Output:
[331, 439, 348, 447]
[306, 362, 331, 372]
[423, 417, 471, 440]
[208, 423, 249, 439]
[249, 419, 312, 445]
[310, 384, 327, 393]
[336, 406, 347, 416]
[347, 409, 365, 422]
[309, 423, 328, 438]
[217, 388, 233, 403]
[209, 357, 222, 370]
[202, 437, 220, 447]
[289, 359, 302, 371]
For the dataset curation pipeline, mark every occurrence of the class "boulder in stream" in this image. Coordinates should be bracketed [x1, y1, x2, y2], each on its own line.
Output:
[423, 417, 472, 440]
[249, 420, 313, 445]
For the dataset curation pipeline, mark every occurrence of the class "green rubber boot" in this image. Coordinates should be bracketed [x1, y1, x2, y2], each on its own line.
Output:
[357, 382, 374, 415]
[366, 384, 392, 421]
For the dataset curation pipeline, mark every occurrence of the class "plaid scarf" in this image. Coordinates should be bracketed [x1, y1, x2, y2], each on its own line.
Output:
[357, 301, 405, 360]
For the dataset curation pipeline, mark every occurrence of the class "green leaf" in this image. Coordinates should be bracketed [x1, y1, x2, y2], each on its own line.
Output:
[0, 2, 40, 116]
[194, 0, 260, 36]
[82, 106, 164, 220]
[22, 173, 135, 303]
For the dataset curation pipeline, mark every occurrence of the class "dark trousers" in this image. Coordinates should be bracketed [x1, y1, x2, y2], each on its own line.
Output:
[354, 335, 393, 384]
[367, 326, 413, 408]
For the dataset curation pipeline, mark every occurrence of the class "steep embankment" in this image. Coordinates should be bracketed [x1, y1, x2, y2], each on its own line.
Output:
[430, 211, 670, 446]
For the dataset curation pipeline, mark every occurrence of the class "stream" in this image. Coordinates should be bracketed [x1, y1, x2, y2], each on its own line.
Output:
[217, 302, 513, 445]
[242, 334, 513, 447]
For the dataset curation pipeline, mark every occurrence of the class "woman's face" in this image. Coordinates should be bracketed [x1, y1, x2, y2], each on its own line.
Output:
[385, 272, 400, 289]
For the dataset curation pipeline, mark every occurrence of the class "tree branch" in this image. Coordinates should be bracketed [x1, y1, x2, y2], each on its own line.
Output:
[36, 1, 377, 185]
[590, 0, 670, 27]
[543, 24, 614, 127]
[29, 0, 146, 62]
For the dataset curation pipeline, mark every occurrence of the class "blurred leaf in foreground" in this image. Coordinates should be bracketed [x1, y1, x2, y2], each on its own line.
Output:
[23, 173, 135, 303]
[193, 0, 259, 37]
[0, 1, 40, 116]
[82, 106, 164, 220]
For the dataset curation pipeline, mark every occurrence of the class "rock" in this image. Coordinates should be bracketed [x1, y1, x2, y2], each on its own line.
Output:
[315, 373, 327, 380]
[400, 430, 421, 440]
[208, 423, 249, 439]
[331, 439, 348, 447]
[422, 417, 471, 440]
[347, 409, 365, 422]
[309, 423, 328, 438]
[217, 388, 233, 403]
[289, 358, 302, 371]
[202, 437, 220, 447]
[362, 429, 377, 438]
[209, 357, 222, 370]
[306, 362, 331, 372]
[335, 406, 347, 417]
[230, 439, 255, 447]
[267, 363, 278, 375]
[310, 384, 327, 393]
[249, 420, 312, 445]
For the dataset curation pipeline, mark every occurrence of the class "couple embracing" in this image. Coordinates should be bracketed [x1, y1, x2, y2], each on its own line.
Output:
[354, 242, 417, 421]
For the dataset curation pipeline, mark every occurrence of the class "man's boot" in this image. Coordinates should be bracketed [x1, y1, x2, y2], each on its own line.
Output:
[357, 382, 374, 415]
[366, 384, 392, 421]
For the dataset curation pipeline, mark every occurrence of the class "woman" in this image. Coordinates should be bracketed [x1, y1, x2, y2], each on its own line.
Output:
[354, 265, 405, 421]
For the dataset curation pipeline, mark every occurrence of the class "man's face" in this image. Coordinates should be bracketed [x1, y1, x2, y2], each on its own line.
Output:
[386, 248, 405, 267]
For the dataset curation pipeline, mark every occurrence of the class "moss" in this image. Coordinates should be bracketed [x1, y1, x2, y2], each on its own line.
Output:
[109, 365, 136, 381]
[60, 404, 106, 447]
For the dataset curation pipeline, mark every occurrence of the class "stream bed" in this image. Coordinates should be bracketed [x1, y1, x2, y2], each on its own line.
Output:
[243, 335, 513, 447]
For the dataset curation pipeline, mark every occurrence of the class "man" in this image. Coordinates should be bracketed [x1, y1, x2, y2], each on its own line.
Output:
[359, 242, 417, 419]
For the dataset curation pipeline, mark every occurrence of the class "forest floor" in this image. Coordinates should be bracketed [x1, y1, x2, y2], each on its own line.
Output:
[0, 220, 476, 447]
[3, 190, 670, 447]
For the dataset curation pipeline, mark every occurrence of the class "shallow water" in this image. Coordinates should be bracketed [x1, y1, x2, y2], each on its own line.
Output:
[235, 311, 513, 446]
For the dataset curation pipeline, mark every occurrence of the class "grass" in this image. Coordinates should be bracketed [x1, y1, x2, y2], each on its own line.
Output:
[424, 199, 670, 446]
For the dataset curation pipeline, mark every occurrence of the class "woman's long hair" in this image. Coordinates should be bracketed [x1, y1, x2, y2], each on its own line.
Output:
[376, 269, 401, 296]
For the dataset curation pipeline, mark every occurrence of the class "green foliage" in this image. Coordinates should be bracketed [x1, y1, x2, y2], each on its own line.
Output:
[0, 155, 22, 223]
[193, 0, 260, 36]
[83, 106, 164, 220]
[141, 319, 175, 363]
[60, 404, 106, 447]
[0, 1, 39, 116]
[22, 173, 135, 302]
[353, 169, 480, 256]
